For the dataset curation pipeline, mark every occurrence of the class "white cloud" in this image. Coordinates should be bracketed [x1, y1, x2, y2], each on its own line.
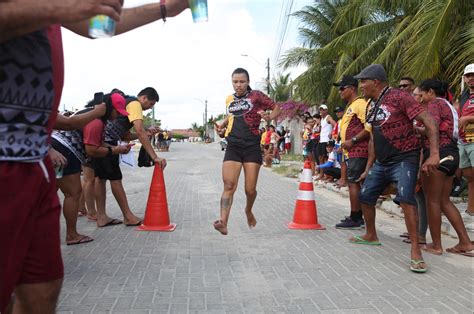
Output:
[61, 0, 277, 129]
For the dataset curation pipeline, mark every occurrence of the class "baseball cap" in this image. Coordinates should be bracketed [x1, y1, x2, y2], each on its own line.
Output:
[464, 64, 474, 75]
[319, 104, 328, 110]
[333, 75, 358, 87]
[353, 64, 387, 81]
[111, 93, 129, 116]
[334, 106, 344, 113]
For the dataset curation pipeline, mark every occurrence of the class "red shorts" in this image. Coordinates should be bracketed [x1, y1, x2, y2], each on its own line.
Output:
[0, 158, 63, 311]
[285, 143, 291, 150]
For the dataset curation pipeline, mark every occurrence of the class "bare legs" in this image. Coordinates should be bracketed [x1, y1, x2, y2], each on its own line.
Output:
[82, 166, 97, 220]
[10, 279, 63, 314]
[57, 173, 92, 244]
[243, 162, 261, 228]
[422, 170, 474, 255]
[214, 161, 261, 235]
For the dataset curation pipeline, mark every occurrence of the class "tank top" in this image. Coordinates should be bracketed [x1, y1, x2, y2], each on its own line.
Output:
[320, 115, 332, 143]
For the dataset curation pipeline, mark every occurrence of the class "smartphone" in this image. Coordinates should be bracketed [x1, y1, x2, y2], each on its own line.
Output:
[93, 92, 104, 104]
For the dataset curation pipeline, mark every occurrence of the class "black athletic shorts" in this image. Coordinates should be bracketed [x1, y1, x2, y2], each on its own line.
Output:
[423, 146, 459, 177]
[224, 143, 262, 164]
[347, 157, 368, 183]
[317, 142, 328, 159]
[92, 153, 122, 180]
[51, 138, 82, 176]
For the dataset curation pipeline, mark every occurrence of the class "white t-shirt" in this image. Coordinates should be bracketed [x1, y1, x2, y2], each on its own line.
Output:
[285, 131, 291, 143]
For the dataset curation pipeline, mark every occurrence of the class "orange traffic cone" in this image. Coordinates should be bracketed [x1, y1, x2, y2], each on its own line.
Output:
[288, 160, 325, 230]
[137, 164, 176, 232]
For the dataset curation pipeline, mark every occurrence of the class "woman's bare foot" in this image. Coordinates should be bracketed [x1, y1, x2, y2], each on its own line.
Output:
[245, 210, 257, 229]
[422, 243, 443, 255]
[213, 219, 228, 235]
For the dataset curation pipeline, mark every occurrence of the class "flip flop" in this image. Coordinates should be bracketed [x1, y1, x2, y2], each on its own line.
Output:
[67, 235, 94, 246]
[410, 259, 427, 273]
[349, 235, 381, 246]
[402, 238, 427, 245]
[87, 215, 98, 222]
[399, 232, 410, 238]
[98, 218, 123, 228]
[446, 246, 474, 257]
[125, 221, 142, 227]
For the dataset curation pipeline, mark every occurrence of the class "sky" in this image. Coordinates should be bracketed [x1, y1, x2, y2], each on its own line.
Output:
[61, 0, 311, 129]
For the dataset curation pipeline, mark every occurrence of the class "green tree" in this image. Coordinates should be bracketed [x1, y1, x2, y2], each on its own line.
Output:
[270, 72, 291, 102]
[282, 0, 474, 105]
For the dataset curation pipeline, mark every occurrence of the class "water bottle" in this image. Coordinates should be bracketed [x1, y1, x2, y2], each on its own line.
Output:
[89, 15, 116, 38]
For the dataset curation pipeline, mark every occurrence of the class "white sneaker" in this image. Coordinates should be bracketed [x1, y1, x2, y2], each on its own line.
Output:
[461, 211, 474, 222]
[466, 222, 474, 232]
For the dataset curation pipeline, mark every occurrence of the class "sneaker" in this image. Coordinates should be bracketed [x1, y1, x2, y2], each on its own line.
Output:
[450, 178, 467, 197]
[466, 222, 474, 232]
[336, 218, 364, 229]
[340, 216, 365, 226]
[461, 211, 474, 222]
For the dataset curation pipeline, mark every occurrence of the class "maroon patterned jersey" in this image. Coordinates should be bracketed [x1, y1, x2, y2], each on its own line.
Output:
[367, 88, 424, 164]
[225, 90, 275, 147]
[422, 98, 456, 150]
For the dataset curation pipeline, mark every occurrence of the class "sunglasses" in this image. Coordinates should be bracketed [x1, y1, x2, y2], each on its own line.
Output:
[339, 86, 349, 92]
[399, 84, 411, 88]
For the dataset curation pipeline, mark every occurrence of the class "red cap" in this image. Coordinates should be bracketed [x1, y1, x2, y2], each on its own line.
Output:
[111, 93, 128, 116]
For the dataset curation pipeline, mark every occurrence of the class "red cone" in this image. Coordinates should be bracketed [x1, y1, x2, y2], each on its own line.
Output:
[137, 164, 176, 232]
[288, 160, 325, 230]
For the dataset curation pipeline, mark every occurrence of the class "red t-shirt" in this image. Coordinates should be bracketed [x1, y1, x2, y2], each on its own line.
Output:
[459, 93, 474, 143]
[422, 98, 456, 150]
[83, 119, 105, 147]
[367, 88, 424, 164]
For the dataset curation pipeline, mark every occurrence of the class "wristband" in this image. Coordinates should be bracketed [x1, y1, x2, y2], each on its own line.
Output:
[160, 0, 167, 22]
[107, 147, 113, 157]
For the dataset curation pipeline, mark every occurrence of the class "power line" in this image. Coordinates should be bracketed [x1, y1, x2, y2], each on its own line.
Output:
[273, 0, 294, 73]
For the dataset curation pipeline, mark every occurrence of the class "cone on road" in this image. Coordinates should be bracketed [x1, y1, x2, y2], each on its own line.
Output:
[136, 164, 176, 232]
[288, 160, 325, 230]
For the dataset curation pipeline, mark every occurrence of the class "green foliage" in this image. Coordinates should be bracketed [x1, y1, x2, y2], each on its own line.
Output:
[282, 0, 474, 108]
[143, 111, 161, 129]
[270, 73, 292, 102]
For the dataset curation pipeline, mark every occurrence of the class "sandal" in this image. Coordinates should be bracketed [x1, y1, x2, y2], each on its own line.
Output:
[410, 259, 427, 273]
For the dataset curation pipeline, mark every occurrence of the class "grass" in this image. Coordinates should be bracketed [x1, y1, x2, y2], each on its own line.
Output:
[271, 164, 301, 178]
[280, 153, 303, 162]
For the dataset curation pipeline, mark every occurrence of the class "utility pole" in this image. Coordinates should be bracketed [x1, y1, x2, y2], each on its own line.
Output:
[267, 57, 270, 95]
[204, 99, 208, 140]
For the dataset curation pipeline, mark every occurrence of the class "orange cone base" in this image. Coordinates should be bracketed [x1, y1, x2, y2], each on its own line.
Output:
[288, 222, 325, 230]
[136, 223, 177, 232]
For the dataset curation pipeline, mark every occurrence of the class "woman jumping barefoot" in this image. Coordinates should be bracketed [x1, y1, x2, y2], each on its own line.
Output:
[213, 68, 281, 235]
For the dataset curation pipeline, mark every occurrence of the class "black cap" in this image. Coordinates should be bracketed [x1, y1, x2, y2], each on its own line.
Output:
[333, 75, 358, 88]
[334, 106, 344, 113]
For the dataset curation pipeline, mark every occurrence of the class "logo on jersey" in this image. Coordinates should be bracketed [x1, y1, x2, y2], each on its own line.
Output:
[228, 98, 253, 117]
[367, 103, 391, 126]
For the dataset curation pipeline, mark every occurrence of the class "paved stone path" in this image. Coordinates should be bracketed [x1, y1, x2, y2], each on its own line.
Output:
[57, 142, 474, 313]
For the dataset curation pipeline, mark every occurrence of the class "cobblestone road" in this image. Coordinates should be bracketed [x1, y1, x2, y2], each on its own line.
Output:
[57, 142, 474, 313]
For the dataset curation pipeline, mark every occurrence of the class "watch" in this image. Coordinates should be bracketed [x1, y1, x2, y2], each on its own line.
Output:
[351, 137, 358, 144]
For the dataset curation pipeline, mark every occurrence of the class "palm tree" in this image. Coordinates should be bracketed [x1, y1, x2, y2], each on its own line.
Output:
[282, 0, 474, 104]
[270, 72, 291, 102]
[279, 0, 351, 107]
